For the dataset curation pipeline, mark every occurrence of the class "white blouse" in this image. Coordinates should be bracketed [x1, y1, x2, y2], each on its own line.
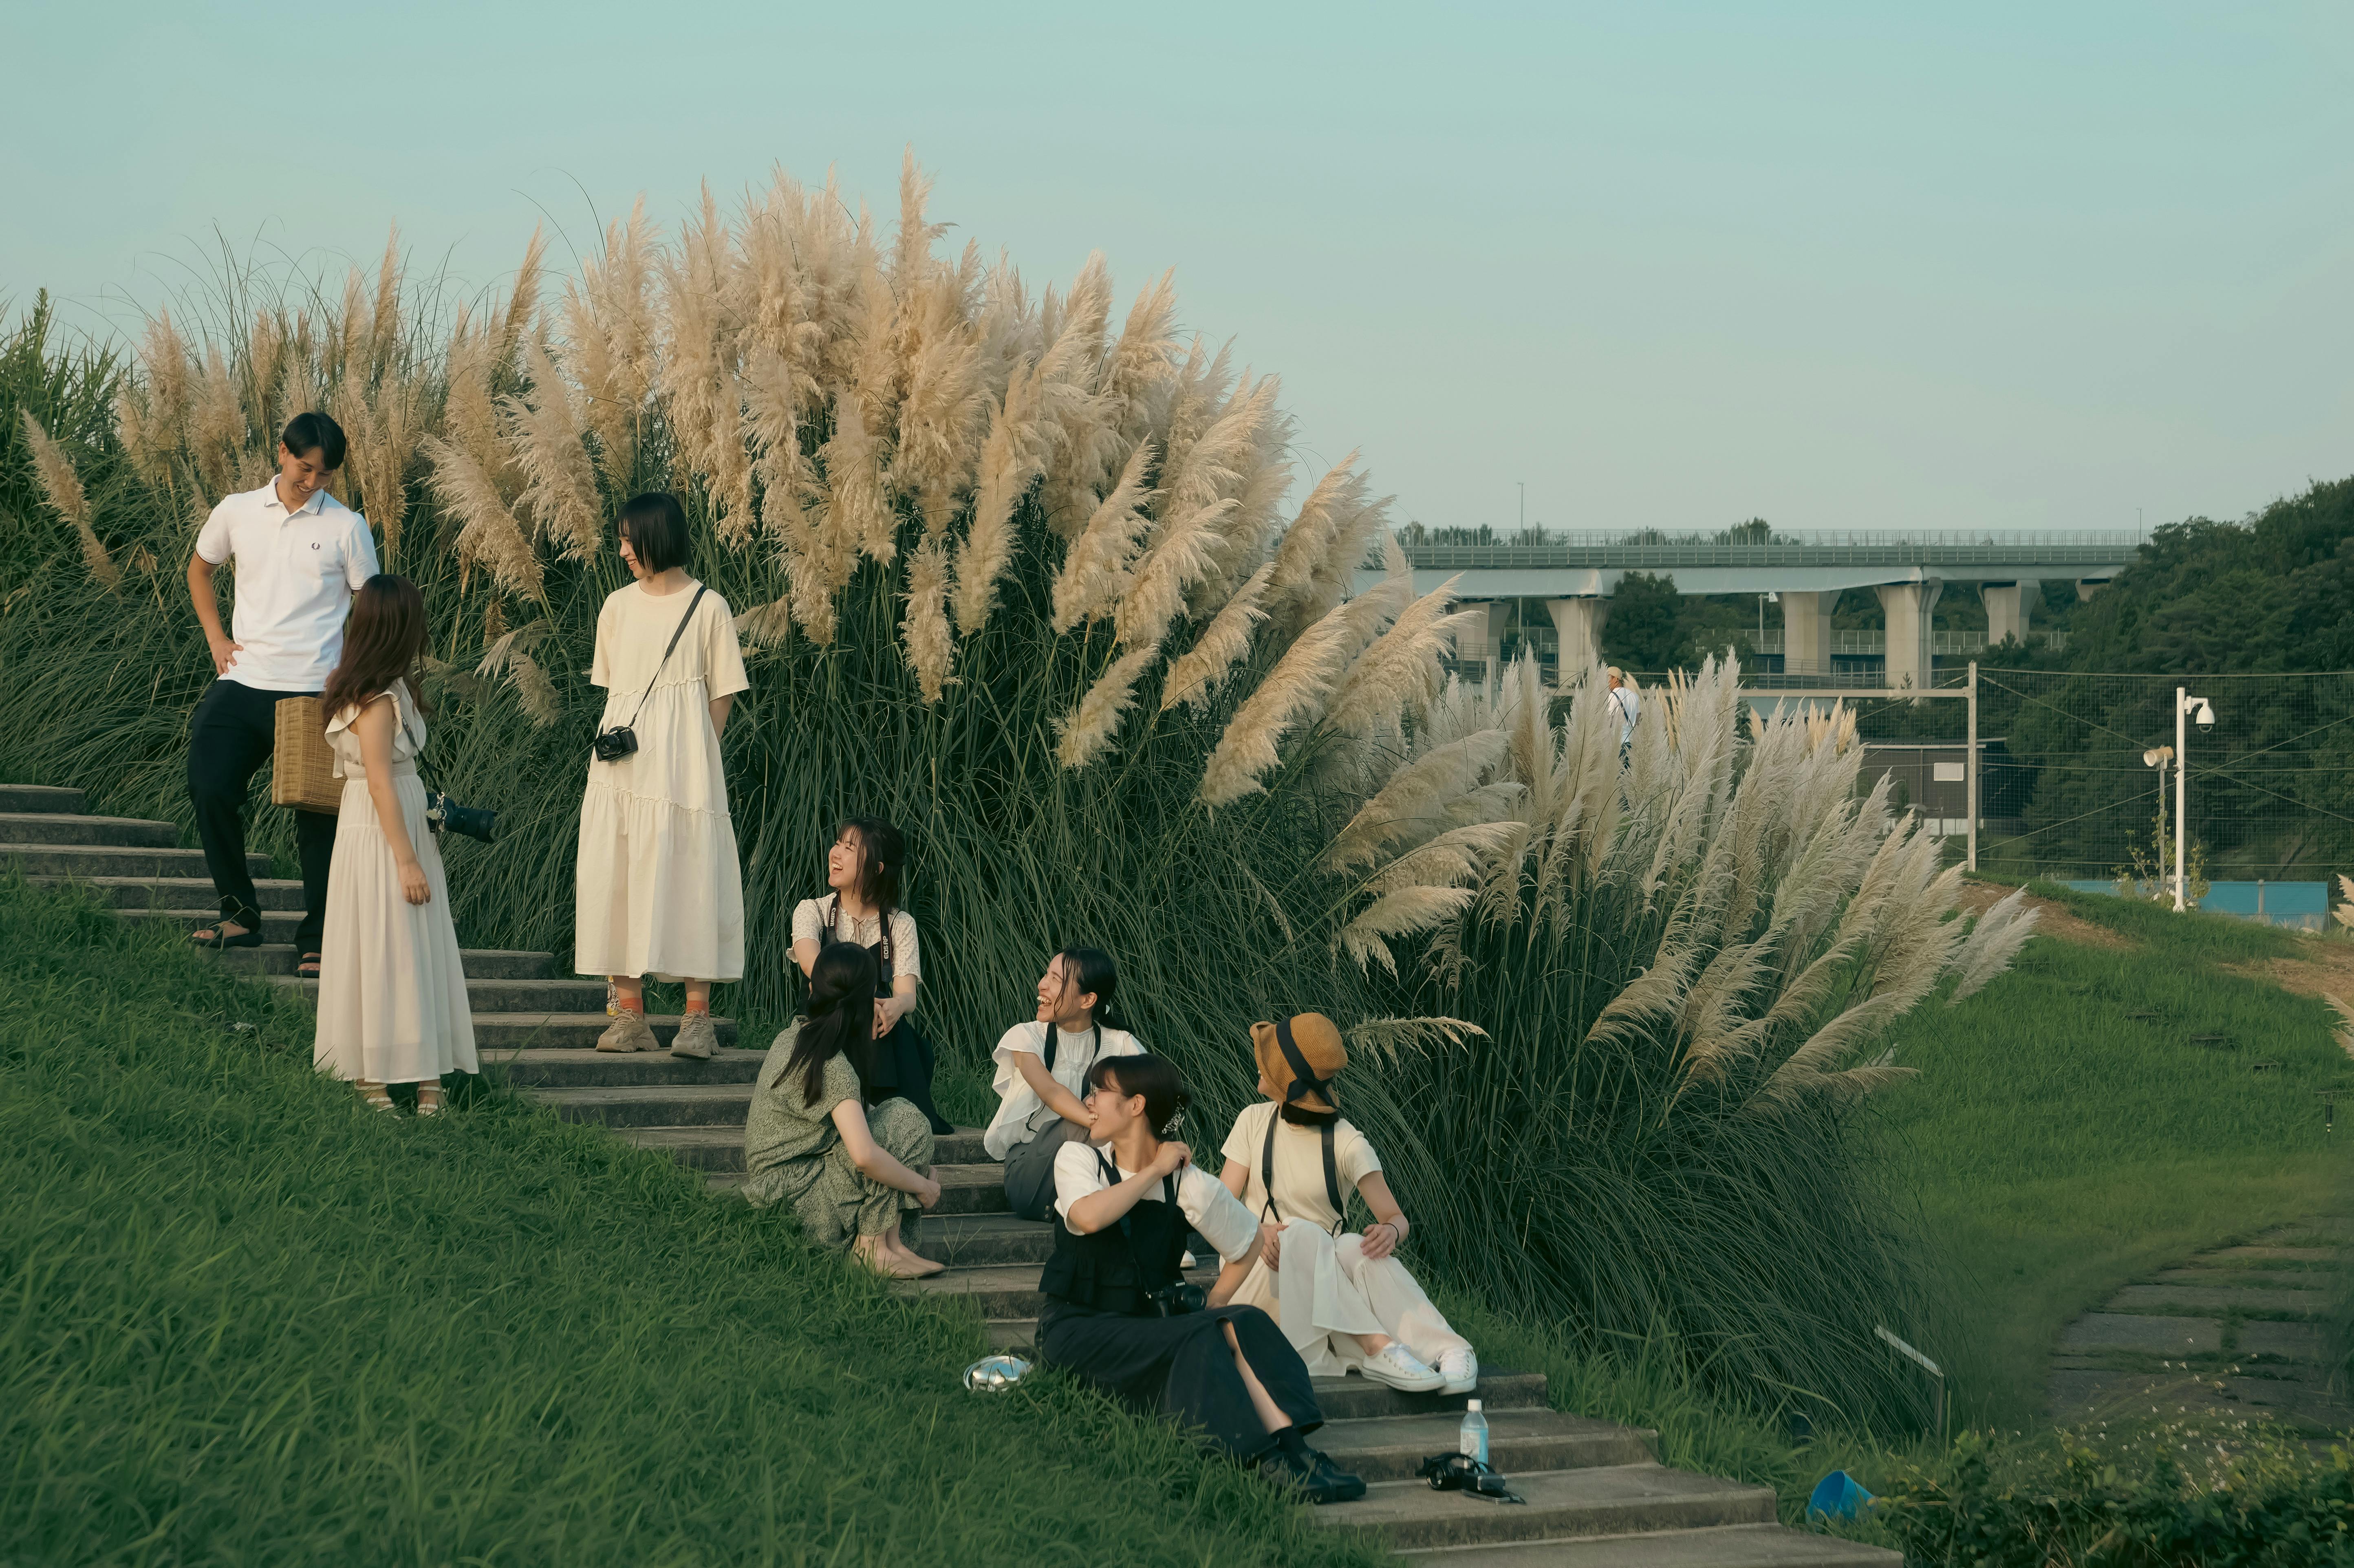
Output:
[1221, 1102, 1384, 1231]
[791, 898, 920, 980]
[981, 1020, 1145, 1160]
[1051, 1141, 1260, 1264]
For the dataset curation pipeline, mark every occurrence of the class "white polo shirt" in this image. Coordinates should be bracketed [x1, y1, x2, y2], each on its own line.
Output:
[194, 481, 380, 692]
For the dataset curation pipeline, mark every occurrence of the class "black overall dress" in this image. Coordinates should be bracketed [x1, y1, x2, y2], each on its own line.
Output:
[1037, 1149, 1322, 1461]
[825, 896, 953, 1136]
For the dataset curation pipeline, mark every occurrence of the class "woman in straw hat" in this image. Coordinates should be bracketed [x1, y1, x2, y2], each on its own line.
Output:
[1214, 1013, 1478, 1394]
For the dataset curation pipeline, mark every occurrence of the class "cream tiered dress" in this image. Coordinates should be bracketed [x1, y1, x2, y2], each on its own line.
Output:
[313, 683, 479, 1086]
[574, 579, 750, 982]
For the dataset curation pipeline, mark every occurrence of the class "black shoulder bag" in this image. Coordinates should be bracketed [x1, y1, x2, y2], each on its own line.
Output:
[1258, 1016, 1347, 1237]
[592, 584, 708, 763]
[1096, 1148, 1206, 1317]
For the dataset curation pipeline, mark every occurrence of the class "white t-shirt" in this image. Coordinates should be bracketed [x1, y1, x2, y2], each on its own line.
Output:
[1051, 1141, 1260, 1264]
[981, 1020, 1145, 1160]
[194, 481, 380, 691]
[1220, 1101, 1384, 1232]
[791, 899, 920, 980]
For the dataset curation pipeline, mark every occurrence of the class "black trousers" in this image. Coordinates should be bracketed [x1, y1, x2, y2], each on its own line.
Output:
[863, 1019, 953, 1136]
[187, 679, 335, 952]
[1038, 1302, 1323, 1462]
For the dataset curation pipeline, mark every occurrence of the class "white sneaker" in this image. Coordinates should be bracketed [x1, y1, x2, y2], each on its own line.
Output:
[1438, 1348, 1478, 1394]
[1357, 1342, 1444, 1392]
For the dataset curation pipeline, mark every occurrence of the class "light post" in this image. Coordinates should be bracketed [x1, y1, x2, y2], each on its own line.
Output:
[2173, 688, 2215, 912]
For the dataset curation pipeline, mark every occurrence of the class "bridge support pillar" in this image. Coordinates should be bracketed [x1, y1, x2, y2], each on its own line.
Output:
[1545, 597, 1609, 685]
[2076, 578, 2110, 602]
[1780, 591, 1836, 675]
[1873, 580, 1942, 691]
[1450, 600, 1505, 683]
[1984, 579, 2038, 647]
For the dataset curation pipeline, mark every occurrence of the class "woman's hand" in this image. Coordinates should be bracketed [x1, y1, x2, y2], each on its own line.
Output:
[1148, 1141, 1192, 1180]
[1360, 1218, 1404, 1261]
[871, 998, 897, 1038]
[1259, 1222, 1285, 1268]
[916, 1174, 942, 1209]
[398, 858, 432, 906]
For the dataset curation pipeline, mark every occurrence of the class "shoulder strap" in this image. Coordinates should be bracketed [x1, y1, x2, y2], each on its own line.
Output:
[1100, 1147, 1182, 1257]
[622, 584, 708, 731]
[1042, 1021, 1058, 1072]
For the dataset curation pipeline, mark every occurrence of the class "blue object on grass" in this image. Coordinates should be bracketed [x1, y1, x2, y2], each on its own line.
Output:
[1807, 1469, 1874, 1520]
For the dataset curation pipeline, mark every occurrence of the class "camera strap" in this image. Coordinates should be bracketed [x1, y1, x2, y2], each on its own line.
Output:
[1259, 1016, 1345, 1234]
[615, 584, 708, 735]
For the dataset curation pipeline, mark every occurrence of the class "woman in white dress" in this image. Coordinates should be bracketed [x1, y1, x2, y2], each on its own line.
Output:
[1215, 1013, 1478, 1394]
[313, 575, 479, 1113]
[788, 817, 952, 1134]
[982, 947, 1145, 1220]
[575, 492, 750, 1060]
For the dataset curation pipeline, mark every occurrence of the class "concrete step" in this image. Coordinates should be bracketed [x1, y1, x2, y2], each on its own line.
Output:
[1399, 1524, 1899, 1566]
[0, 784, 88, 814]
[491, 1047, 767, 1088]
[0, 843, 269, 879]
[476, 1014, 739, 1051]
[0, 812, 177, 848]
[525, 1081, 756, 1126]
[126, 908, 304, 941]
[30, 875, 307, 910]
[627, 1121, 990, 1172]
[271, 975, 611, 1014]
[1313, 1408, 1655, 1484]
[924, 1214, 1057, 1267]
[1316, 1462, 1774, 1550]
[201, 944, 553, 978]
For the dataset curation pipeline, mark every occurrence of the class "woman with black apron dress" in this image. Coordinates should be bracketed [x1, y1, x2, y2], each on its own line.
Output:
[789, 817, 952, 1136]
[1038, 1053, 1365, 1505]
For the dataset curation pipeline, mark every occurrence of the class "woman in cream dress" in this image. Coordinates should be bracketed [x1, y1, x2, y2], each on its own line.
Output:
[313, 575, 478, 1113]
[1214, 1013, 1477, 1394]
[575, 492, 750, 1059]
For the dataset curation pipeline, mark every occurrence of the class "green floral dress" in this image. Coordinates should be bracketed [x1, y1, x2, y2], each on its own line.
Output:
[742, 1025, 933, 1248]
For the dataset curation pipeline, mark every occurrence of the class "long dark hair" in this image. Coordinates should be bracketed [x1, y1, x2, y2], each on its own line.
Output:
[322, 575, 431, 721]
[1086, 1053, 1191, 1140]
[1052, 946, 1124, 1031]
[832, 817, 905, 916]
[785, 942, 877, 1106]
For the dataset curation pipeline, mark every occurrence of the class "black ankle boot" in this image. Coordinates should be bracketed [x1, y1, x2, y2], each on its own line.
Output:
[1261, 1435, 1365, 1505]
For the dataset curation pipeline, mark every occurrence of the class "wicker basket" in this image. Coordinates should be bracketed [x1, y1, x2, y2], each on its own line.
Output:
[270, 696, 342, 813]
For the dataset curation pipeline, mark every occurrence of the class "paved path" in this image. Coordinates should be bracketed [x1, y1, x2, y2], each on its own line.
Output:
[2049, 1216, 2352, 1441]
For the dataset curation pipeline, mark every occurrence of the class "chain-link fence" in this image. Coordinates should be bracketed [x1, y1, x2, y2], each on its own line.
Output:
[1975, 670, 2354, 888]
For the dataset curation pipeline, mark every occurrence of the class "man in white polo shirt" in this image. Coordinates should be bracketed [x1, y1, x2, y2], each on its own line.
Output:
[184, 412, 380, 973]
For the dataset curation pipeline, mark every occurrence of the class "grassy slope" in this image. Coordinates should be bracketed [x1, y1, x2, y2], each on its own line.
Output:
[0, 879, 1385, 1568]
[1871, 881, 2353, 1429]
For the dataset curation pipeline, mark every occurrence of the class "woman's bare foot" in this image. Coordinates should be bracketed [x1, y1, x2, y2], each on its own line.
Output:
[883, 1231, 947, 1277]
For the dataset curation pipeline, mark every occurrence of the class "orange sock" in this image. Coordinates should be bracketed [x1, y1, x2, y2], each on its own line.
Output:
[684, 996, 710, 1016]
[616, 992, 645, 1016]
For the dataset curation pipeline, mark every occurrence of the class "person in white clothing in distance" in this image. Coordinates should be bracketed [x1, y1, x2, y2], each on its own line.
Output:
[1214, 1012, 1479, 1395]
[1606, 666, 1641, 753]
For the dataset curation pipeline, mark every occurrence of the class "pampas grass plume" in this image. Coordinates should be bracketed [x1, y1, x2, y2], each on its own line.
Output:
[1198, 601, 1357, 807]
[901, 536, 956, 701]
[21, 411, 117, 590]
[422, 435, 544, 603]
[1159, 559, 1273, 714]
[1055, 645, 1159, 769]
[1051, 440, 1156, 632]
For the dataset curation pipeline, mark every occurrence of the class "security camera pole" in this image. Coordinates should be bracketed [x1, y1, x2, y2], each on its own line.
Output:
[2173, 687, 2214, 912]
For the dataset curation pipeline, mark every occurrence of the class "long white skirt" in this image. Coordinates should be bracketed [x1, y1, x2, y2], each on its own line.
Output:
[1228, 1218, 1473, 1377]
[313, 770, 479, 1085]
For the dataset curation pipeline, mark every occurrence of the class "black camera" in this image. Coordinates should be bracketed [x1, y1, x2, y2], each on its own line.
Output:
[426, 791, 498, 844]
[591, 725, 639, 763]
[1144, 1280, 1206, 1317]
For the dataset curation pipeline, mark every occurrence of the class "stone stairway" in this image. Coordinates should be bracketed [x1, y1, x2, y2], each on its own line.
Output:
[5, 781, 1894, 1566]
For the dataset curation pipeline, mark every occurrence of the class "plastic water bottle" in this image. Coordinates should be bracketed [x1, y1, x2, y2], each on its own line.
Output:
[1457, 1398, 1488, 1465]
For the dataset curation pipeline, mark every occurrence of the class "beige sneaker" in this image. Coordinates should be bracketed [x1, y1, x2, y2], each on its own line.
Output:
[670, 1011, 716, 1060]
[594, 1010, 657, 1053]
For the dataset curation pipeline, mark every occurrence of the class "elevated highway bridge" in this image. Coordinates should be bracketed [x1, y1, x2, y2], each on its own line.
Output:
[1363, 529, 2142, 689]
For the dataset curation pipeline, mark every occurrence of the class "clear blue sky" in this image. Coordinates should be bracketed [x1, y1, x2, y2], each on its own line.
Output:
[7, 1, 2349, 535]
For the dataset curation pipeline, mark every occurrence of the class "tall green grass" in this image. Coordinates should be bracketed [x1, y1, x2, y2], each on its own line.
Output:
[0, 874, 1388, 1567]
[1873, 879, 2354, 1427]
